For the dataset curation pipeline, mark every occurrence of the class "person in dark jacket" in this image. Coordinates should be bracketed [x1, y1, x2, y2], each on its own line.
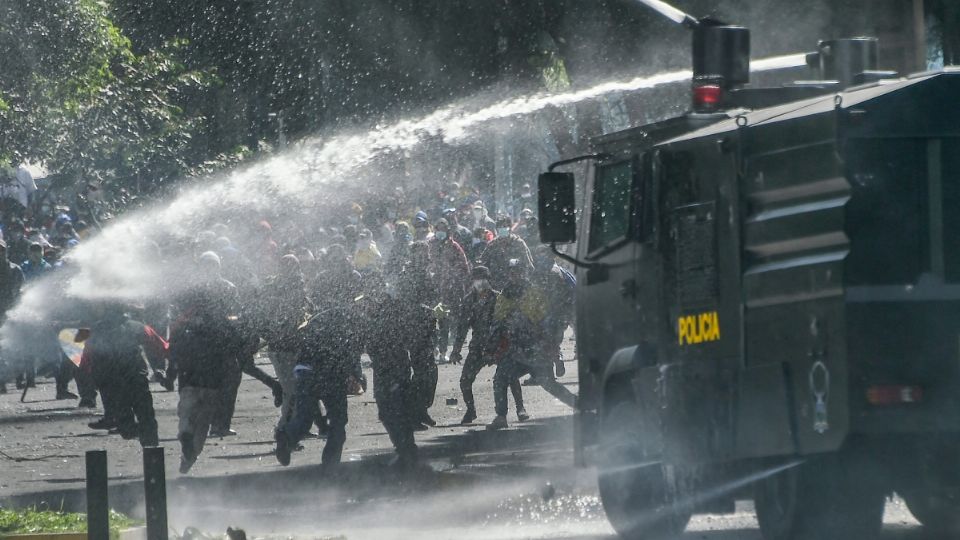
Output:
[311, 244, 364, 385]
[207, 238, 282, 437]
[361, 274, 419, 468]
[261, 254, 312, 426]
[170, 251, 244, 473]
[80, 303, 167, 447]
[466, 227, 490, 265]
[0, 240, 24, 394]
[429, 218, 470, 362]
[486, 260, 549, 431]
[274, 275, 361, 470]
[479, 216, 534, 291]
[398, 241, 440, 428]
[20, 242, 52, 281]
[442, 208, 473, 250]
[450, 266, 524, 425]
[5, 222, 29, 270]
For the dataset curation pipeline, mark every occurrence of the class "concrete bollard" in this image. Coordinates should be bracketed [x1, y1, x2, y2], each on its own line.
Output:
[85, 450, 110, 540]
[142, 447, 168, 540]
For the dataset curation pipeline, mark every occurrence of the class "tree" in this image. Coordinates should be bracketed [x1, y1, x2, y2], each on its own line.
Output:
[0, 0, 222, 201]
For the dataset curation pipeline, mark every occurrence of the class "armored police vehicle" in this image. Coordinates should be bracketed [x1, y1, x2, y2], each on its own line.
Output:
[537, 12, 960, 540]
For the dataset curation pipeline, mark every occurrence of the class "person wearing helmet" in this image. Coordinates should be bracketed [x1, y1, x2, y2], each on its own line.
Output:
[412, 211, 431, 242]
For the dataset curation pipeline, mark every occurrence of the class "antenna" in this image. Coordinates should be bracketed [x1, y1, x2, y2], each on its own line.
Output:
[632, 0, 700, 28]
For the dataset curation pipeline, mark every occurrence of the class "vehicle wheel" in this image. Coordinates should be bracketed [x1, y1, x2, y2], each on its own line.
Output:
[901, 488, 960, 534]
[754, 454, 885, 540]
[597, 397, 690, 539]
[754, 463, 802, 540]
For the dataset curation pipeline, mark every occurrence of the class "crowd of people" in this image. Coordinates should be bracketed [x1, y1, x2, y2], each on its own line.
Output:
[0, 176, 575, 474]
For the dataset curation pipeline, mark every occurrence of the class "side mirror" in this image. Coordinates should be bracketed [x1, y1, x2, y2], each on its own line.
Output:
[538, 172, 577, 244]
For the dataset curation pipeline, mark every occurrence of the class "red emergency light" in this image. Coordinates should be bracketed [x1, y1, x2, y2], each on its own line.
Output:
[866, 385, 923, 406]
[693, 84, 723, 111]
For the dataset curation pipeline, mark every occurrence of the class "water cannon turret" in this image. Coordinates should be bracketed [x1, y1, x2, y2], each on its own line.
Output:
[631, 0, 896, 113]
[630, 1, 752, 112]
[805, 37, 891, 87]
[691, 19, 750, 112]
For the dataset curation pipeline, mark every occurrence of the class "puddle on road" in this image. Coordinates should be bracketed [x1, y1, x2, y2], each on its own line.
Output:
[168, 469, 613, 540]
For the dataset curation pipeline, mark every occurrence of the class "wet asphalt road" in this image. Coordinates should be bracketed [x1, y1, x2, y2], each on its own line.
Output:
[0, 330, 934, 539]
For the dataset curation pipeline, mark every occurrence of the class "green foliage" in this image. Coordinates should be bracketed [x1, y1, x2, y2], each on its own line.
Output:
[0, 0, 586, 206]
[0, 507, 140, 539]
[0, 0, 224, 204]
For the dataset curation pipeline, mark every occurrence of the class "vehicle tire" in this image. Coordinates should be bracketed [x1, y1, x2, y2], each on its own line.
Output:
[597, 397, 690, 540]
[754, 463, 802, 540]
[754, 454, 885, 540]
[901, 488, 960, 534]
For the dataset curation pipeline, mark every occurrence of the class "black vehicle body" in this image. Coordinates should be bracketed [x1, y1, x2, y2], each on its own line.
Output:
[554, 67, 960, 535]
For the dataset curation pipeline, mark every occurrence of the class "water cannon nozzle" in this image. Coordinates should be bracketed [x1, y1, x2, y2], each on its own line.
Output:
[633, 0, 699, 28]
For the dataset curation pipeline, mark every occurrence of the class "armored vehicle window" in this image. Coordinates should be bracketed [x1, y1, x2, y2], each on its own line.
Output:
[845, 138, 928, 284]
[589, 161, 633, 252]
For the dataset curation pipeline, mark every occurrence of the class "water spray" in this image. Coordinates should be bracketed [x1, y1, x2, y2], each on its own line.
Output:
[632, 0, 699, 28]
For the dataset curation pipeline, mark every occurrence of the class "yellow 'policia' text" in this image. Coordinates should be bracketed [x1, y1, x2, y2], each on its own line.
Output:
[678, 311, 721, 345]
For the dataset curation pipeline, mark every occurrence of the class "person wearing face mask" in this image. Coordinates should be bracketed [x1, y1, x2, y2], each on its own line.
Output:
[470, 202, 496, 231]
[479, 216, 534, 291]
[467, 227, 491, 264]
[450, 266, 524, 425]
[353, 229, 383, 273]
